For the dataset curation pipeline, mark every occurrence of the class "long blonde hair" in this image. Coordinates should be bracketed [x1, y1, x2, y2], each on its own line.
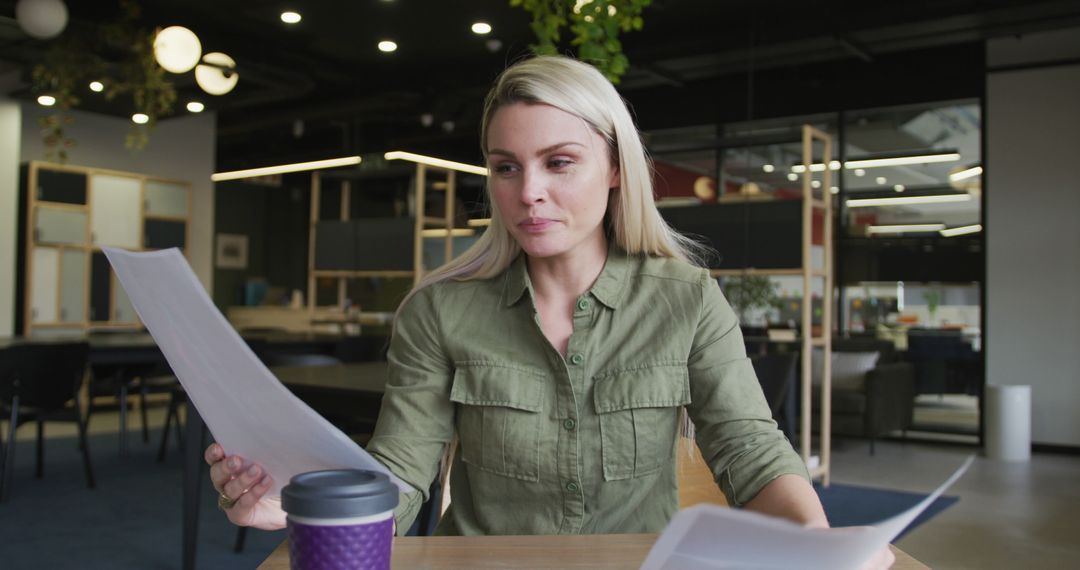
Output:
[404, 55, 705, 304]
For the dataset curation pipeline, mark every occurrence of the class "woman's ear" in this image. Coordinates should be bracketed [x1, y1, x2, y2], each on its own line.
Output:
[609, 166, 620, 191]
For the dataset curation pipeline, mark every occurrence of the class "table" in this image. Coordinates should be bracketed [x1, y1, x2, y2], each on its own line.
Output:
[182, 362, 390, 570]
[256, 534, 930, 569]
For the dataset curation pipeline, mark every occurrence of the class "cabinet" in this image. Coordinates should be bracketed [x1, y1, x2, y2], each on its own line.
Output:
[19, 161, 192, 336]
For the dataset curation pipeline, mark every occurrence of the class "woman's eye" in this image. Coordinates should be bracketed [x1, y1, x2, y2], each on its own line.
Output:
[492, 163, 518, 175]
[548, 158, 573, 169]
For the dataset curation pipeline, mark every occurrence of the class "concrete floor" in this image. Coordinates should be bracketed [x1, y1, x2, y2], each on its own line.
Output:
[830, 438, 1080, 569]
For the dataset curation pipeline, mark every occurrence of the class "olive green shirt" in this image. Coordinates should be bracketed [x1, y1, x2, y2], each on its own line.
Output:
[367, 247, 808, 535]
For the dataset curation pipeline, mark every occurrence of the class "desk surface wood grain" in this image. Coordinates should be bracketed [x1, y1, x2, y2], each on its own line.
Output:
[258, 534, 928, 569]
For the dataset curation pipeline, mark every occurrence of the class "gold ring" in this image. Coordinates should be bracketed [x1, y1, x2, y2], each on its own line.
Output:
[217, 489, 239, 510]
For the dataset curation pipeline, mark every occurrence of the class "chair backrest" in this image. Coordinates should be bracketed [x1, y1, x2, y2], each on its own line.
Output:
[751, 352, 798, 416]
[0, 342, 90, 409]
[264, 353, 342, 367]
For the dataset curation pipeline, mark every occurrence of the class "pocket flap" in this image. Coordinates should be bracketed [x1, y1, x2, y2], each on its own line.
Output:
[450, 364, 544, 412]
[593, 364, 691, 414]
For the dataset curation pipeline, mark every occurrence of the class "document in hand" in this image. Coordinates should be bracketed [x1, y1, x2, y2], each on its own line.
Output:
[103, 247, 411, 496]
[642, 455, 973, 570]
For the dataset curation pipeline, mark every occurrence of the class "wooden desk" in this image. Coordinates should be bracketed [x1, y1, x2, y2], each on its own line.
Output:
[257, 534, 929, 569]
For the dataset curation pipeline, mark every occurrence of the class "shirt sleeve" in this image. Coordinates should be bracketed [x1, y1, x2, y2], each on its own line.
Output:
[685, 270, 810, 507]
[366, 285, 456, 532]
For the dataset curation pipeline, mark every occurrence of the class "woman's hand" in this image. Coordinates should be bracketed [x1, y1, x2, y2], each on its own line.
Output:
[205, 443, 287, 530]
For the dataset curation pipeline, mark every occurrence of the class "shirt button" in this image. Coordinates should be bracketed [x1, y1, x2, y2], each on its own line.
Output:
[563, 418, 576, 430]
[566, 481, 579, 493]
[569, 353, 584, 365]
[577, 298, 591, 311]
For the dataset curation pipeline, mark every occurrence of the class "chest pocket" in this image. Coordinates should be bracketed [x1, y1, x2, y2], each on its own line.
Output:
[449, 364, 544, 482]
[593, 364, 690, 481]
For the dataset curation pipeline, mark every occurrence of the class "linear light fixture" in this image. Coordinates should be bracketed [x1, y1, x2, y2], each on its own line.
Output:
[847, 194, 972, 208]
[384, 151, 488, 176]
[211, 156, 361, 181]
[949, 165, 983, 182]
[467, 218, 491, 227]
[419, 228, 476, 238]
[940, 224, 983, 237]
[867, 223, 946, 234]
[792, 152, 961, 173]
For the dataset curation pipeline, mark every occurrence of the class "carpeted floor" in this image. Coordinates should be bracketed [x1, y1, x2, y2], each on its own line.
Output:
[0, 429, 284, 570]
[815, 482, 959, 539]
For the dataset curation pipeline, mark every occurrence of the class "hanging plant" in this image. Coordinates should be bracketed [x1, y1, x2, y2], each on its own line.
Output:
[510, 0, 652, 83]
[30, 0, 176, 161]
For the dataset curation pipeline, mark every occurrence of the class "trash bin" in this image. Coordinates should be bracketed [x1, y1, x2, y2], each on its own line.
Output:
[985, 384, 1031, 462]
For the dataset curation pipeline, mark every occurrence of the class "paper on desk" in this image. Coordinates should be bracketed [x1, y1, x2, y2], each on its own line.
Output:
[641, 455, 974, 570]
[103, 247, 411, 497]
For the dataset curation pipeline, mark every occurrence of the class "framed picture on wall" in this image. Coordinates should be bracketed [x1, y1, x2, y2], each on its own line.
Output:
[216, 233, 248, 269]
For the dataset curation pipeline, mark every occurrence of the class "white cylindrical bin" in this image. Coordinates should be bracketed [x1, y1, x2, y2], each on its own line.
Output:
[985, 384, 1032, 462]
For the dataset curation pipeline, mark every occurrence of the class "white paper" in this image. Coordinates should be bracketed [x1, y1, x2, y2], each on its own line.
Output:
[103, 247, 410, 496]
[641, 455, 974, 570]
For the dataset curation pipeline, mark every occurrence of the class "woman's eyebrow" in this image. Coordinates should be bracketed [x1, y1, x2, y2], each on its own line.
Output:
[487, 141, 585, 158]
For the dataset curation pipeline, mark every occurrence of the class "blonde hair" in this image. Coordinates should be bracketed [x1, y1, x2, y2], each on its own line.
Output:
[403, 55, 706, 305]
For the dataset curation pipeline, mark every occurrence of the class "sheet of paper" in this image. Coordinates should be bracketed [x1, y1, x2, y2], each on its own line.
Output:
[641, 455, 974, 570]
[103, 247, 411, 496]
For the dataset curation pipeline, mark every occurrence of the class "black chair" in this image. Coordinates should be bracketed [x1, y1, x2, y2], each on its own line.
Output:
[751, 352, 798, 442]
[0, 342, 95, 502]
[86, 330, 164, 454]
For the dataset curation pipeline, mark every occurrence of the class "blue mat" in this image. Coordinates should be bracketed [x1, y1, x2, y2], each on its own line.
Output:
[815, 482, 959, 539]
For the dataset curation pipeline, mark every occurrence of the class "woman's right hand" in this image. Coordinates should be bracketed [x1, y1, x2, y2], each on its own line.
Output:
[205, 442, 287, 530]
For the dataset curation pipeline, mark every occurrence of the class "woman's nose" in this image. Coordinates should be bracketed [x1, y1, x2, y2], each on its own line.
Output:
[519, 170, 547, 204]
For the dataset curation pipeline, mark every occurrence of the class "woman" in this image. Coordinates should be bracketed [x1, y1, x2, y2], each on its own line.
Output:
[207, 55, 891, 567]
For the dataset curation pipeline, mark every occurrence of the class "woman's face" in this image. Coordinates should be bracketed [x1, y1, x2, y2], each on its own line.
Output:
[486, 102, 618, 261]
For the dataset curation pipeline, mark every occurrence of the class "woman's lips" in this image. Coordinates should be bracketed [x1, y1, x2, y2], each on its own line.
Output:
[519, 218, 558, 233]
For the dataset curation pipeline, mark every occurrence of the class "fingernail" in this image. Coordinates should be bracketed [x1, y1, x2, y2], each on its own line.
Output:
[228, 458, 239, 469]
[247, 465, 260, 476]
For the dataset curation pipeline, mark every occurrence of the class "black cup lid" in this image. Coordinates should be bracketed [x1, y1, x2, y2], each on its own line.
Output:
[281, 470, 398, 519]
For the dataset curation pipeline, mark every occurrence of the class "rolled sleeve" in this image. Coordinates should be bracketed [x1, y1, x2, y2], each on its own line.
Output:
[685, 271, 809, 507]
[366, 287, 456, 532]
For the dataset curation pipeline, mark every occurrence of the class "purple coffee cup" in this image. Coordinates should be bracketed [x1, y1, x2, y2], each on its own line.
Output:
[281, 469, 399, 570]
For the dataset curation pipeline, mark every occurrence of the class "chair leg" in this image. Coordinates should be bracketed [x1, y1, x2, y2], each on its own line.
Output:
[118, 383, 128, 456]
[35, 420, 44, 479]
[2, 396, 19, 503]
[75, 404, 96, 490]
[157, 393, 178, 463]
[139, 384, 150, 444]
[234, 526, 248, 553]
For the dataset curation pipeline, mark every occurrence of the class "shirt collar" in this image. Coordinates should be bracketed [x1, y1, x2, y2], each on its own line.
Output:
[501, 242, 632, 309]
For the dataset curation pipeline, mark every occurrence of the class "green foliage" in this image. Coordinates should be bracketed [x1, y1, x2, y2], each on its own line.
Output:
[510, 0, 652, 83]
[723, 275, 781, 323]
[30, 0, 177, 160]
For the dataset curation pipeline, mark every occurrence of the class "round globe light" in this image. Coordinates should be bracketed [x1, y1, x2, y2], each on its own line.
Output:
[154, 26, 202, 73]
[195, 52, 239, 95]
[15, 0, 68, 40]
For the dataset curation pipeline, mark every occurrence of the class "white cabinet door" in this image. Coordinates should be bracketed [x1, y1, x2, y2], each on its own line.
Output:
[90, 174, 141, 248]
[36, 206, 87, 245]
[31, 247, 59, 323]
[144, 180, 189, 217]
[60, 249, 87, 323]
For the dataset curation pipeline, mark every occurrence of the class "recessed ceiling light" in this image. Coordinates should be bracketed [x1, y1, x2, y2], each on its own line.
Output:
[280, 11, 301, 24]
[89, 81, 104, 93]
[830, 186, 839, 194]
[378, 40, 397, 53]
[471, 22, 492, 34]
[762, 164, 774, 173]
[786, 172, 798, 182]
[186, 101, 205, 113]
[876, 176, 887, 185]
[893, 184, 905, 192]
[811, 180, 821, 189]
[132, 113, 150, 124]
[854, 168, 866, 177]
[37, 95, 56, 106]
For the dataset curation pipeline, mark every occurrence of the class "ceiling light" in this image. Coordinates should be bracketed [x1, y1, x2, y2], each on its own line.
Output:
[867, 223, 947, 235]
[16, 0, 68, 40]
[280, 11, 301, 24]
[89, 81, 104, 92]
[467, 218, 491, 227]
[762, 164, 774, 173]
[378, 40, 397, 53]
[940, 224, 983, 237]
[786, 172, 798, 182]
[420, 228, 476, 238]
[186, 101, 204, 113]
[212, 156, 362, 182]
[893, 184, 905, 192]
[132, 113, 149, 124]
[471, 22, 492, 34]
[154, 26, 202, 74]
[790, 160, 841, 173]
[811, 180, 821, 189]
[384, 151, 488, 176]
[949, 165, 983, 182]
[847, 194, 972, 208]
[876, 176, 887, 185]
[37, 94, 56, 106]
[854, 168, 866, 177]
[845, 152, 960, 169]
[195, 52, 239, 95]
[830, 186, 839, 194]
